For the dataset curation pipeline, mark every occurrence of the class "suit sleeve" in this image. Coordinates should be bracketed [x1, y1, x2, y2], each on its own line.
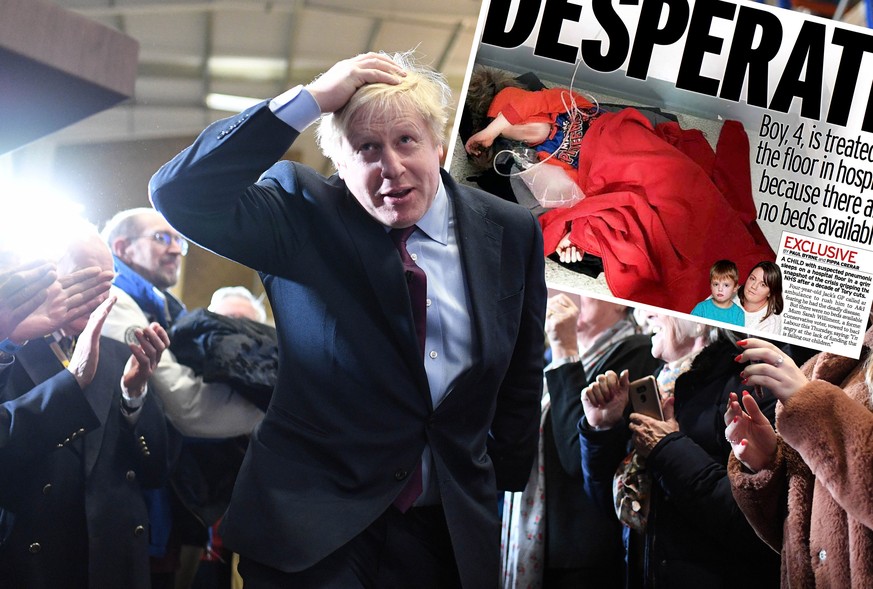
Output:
[0, 370, 100, 474]
[149, 101, 307, 274]
[104, 288, 264, 438]
[578, 418, 631, 516]
[487, 211, 546, 491]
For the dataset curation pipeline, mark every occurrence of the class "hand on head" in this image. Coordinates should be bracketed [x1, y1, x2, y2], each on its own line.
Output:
[10, 266, 114, 343]
[306, 52, 407, 114]
[735, 338, 808, 403]
[0, 261, 58, 342]
[122, 323, 170, 397]
[723, 390, 777, 472]
[58, 267, 115, 325]
[67, 296, 117, 389]
[581, 369, 630, 430]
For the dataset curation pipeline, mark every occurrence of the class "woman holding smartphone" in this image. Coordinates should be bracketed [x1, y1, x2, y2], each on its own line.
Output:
[579, 313, 780, 589]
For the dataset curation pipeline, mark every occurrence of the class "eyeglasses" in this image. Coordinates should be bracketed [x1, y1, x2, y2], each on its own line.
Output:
[133, 231, 189, 256]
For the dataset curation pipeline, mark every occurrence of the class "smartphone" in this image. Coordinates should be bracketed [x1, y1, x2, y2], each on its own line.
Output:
[628, 375, 664, 420]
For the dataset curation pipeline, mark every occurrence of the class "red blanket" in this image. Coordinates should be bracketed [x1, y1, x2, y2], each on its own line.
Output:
[540, 109, 774, 312]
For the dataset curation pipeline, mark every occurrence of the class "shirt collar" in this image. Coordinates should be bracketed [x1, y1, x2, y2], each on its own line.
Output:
[414, 178, 449, 246]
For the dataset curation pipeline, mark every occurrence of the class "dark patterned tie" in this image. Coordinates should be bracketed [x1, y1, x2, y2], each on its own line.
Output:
[389, 225, 426, 512]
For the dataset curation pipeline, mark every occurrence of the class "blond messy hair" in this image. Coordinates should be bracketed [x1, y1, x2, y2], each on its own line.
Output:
[315, 51, 452, 167]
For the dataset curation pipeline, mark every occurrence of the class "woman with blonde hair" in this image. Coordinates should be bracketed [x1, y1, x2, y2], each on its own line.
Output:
[726, 334, 873, 587]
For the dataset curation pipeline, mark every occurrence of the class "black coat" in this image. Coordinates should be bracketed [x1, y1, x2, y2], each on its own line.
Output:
[170, 309, 277, 412]
[544, 333, 660, 579]
[0, 337, 176, 589]
[579, 337, 781, 589]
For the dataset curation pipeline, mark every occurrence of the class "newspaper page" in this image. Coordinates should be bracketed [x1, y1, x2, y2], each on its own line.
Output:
[446, 0, 873, 357]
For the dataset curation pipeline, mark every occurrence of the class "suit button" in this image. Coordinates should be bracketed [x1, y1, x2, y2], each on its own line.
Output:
[134, 525, 145, 537]
[42, 484, 52, 495]
[394, 470, 408, 481]
[126, 470, 136, 482]
[28, 543, 41, 554]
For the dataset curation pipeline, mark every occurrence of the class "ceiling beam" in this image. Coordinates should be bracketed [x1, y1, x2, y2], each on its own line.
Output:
[72, 1, 478, 30]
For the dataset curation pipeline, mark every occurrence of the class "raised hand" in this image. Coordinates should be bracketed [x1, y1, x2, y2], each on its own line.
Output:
[545, 293, 579, 358]
[306, 52, 406, 114]
[122, 323, 170, 397]
[581, 369, 631, 430]
[735, 338, 808, 403]
[0, 261, 57, 341]
[67, 296, 117, 389]
[724, 390, 778, 473]
[57, 267, 115, 326]
[11, 266, 114, 342]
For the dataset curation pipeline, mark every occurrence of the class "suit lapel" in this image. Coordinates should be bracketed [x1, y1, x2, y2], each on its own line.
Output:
[81, 338, 120, 477]
[16, 338, 65, 386]
[333, 174, 506, 391]
[336, 191, 430, 386]
[447, 174, 502, 373]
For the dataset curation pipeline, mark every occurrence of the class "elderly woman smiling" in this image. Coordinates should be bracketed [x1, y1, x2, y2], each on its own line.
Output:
[578, 313, 780, 588]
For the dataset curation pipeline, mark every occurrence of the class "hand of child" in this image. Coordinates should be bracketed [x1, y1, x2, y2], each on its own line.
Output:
[465, 130, 494, 157]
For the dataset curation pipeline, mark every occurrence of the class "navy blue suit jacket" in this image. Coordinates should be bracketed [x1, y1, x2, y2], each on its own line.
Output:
[0, 337, 175, 589]
[150, 102, 546, 588]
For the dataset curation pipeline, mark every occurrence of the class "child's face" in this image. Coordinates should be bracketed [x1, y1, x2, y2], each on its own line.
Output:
[709, 276, 739, 307]
[710, 275, 738, 306]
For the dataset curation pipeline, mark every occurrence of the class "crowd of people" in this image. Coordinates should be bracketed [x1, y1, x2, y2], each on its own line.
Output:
[0, 50, 870, 589]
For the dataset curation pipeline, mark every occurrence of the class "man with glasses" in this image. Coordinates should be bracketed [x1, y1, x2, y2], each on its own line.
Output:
[100, 208, 265, 589]
[0, 227, 174, 589]
[100, 207, 264, 438]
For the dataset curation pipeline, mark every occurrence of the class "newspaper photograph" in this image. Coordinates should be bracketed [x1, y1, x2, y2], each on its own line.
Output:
[446, 0, 873, 357]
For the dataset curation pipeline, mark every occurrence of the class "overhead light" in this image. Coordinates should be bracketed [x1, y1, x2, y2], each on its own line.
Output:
[206, 93, 264, 112]
[208, 56, 287, 81]
[0, 176, 86, 263]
